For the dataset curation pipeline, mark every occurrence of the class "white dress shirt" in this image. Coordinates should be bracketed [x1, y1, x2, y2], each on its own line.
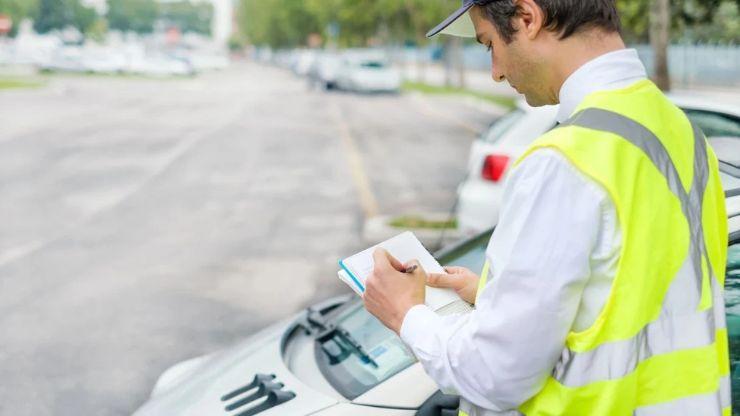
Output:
[399, 49, 647, 412]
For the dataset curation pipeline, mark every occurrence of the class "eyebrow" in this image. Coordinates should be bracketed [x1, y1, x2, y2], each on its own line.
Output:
[476, 33, 484, 44]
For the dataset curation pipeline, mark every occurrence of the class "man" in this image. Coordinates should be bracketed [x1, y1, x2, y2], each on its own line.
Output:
[363, 1, 730, 415]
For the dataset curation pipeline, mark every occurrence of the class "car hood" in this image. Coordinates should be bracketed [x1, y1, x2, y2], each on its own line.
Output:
[133, 315, 341, 416]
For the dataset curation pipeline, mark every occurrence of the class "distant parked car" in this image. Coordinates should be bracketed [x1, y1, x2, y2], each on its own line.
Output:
[81, 48, 127, 74]
[40, 46, 86, 73]
[456, 93, 740, 235]
[128, 54, 195, 77]
[308, 52, 342, 90]
[292, 49, 318, 77]
[132, 168, 740, 415]
[335, 52, 401, 93]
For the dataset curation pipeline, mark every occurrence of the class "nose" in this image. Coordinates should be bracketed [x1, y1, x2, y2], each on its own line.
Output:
[491, 65, 505, 83]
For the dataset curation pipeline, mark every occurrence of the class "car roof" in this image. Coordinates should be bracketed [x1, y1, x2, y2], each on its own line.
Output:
[667, 91, 740, 119]
[514, 92, 740, 119]
[712, 137, 740, 168]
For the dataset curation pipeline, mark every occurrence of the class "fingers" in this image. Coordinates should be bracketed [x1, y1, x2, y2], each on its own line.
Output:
[444, 266, 470, 275]
[426, 272, 462, 289]
[373, 247, 405, 272]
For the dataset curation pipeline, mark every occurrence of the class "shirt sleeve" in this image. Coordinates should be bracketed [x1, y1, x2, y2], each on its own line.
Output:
[400, 148, 606, 411]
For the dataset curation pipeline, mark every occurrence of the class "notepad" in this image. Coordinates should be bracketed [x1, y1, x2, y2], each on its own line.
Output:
[338, 231, 472, 315]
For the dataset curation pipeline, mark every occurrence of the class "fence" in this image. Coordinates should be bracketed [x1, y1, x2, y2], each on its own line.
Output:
[396, 43, 740, 90]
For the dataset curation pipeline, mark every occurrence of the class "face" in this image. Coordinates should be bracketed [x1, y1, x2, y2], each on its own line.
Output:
[469, 5, 554, 106]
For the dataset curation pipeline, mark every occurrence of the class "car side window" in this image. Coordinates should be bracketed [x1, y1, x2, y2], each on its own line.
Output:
[684, 110, 740, 138]
[724, 242, 740, 411]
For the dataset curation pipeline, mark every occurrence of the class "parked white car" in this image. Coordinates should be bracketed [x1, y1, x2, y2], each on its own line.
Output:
[456, 94, 740, 235]
[292, 49, 319, 77]
[134, 169, 740, 415]
[308, 52, 343, 90]
[335, 52, 401, 93]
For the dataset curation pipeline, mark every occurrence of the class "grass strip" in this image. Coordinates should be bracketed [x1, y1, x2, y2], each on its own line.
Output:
[403, 81, 516, 110]
[0, 77, 45, 90]
[388, 215, 458, 230]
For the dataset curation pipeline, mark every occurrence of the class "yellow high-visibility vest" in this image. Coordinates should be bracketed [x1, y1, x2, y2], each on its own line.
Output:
[460, 80, 730, 416]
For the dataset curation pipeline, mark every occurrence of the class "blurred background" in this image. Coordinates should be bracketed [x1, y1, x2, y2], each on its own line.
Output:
[0, 1, 738, 415]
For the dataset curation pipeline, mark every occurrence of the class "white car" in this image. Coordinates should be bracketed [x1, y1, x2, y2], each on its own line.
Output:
[308, 52, 343, 90]
[292, 49, 319, 77]
[134, 167, 740, 415]
[456, 94, 740, 235]
[335, 52, 401, 93]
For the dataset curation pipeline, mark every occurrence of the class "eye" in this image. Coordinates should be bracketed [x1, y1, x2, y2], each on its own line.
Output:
[486, 43, 493, 52]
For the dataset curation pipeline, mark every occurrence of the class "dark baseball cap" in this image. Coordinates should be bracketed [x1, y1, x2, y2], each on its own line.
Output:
[427, 0, 492, 38]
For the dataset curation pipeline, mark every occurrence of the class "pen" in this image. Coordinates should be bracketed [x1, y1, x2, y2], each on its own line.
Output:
[404, 264, 418, 274]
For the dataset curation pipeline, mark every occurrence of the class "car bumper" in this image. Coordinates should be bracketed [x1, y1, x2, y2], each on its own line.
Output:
[456, 179, 504, 236]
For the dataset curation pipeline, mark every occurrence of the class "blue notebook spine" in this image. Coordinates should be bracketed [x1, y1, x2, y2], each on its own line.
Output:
[339, 260, 365, 293]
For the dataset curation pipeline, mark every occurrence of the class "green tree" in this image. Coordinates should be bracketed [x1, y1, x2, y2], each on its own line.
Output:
[107, 0, 157, 34]
[0, 0, 38, 36]
[619, 0, 740, 42]
[239, 0, 321, 48]
[34, 0, 72, 33]
[32, 0, 96, 34]
[159, 1, 213, 35]
[237, 0, 450, 49]
[73, 0, 97, 33]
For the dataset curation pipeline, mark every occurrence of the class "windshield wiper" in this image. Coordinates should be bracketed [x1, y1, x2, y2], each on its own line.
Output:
[316, 324, 379, 369]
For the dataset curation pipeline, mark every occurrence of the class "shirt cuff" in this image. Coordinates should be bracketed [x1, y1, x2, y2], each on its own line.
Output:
[400, 304, 440, 349]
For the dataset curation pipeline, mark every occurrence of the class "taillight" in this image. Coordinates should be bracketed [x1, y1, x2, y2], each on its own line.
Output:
[481, 154, 510, 182]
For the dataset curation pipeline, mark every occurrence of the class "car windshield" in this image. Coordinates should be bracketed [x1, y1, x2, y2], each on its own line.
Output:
[315, 231, 492, 399]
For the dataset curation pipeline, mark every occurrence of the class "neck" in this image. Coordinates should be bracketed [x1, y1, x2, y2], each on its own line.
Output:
[548, 31, 626, 103]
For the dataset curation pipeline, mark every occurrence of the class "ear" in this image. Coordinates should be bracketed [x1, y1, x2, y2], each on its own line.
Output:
[514, 0, 545, 40]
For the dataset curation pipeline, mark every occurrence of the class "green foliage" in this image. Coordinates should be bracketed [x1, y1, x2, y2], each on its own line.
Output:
[236, 0, 452, 48]
[32, 0, 64, 34]
[107, 0, 157, 34]
[86, 17, 108, 42]
[158, 1, 213, 35]
[34, 0, 98, 34]
[236, 0, 740, 47]
[619, 0, 740, 43]
[0, 0, 38, 36]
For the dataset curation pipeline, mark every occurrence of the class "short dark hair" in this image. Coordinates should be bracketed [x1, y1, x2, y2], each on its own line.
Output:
[480, 0, 621, 43]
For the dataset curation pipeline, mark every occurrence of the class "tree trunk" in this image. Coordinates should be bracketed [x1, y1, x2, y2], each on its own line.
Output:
[455, 37, 466, 89]
[649, 0, 671, 91]
[416, 38, 427, 84]
[444, 37, 453, 87]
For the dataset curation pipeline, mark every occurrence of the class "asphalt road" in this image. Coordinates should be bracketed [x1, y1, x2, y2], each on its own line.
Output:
[0, 63, 497, 415]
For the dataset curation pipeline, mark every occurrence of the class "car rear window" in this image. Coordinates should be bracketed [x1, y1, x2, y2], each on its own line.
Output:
[684, 109, 740, 139]
[482, 109, 526, 144]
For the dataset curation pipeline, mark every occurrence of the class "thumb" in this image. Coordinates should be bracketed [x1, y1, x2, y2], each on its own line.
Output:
[426, 272, 462, 289]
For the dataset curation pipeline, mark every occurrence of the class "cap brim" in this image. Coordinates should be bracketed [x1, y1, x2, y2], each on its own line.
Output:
[426, 3, 476, 38]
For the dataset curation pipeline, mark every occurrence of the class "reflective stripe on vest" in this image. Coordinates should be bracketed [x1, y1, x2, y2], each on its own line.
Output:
[560, 108, 713, 301]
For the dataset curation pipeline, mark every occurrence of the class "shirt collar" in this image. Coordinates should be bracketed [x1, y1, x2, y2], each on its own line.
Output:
[556, 48, 647, 123]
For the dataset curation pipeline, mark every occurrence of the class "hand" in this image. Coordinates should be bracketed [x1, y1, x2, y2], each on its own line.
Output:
[427, 266, 480, 305]
[363, 248, 426, 334]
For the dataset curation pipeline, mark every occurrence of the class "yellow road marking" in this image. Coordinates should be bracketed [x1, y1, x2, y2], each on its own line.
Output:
[330, 103, 380, 218]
